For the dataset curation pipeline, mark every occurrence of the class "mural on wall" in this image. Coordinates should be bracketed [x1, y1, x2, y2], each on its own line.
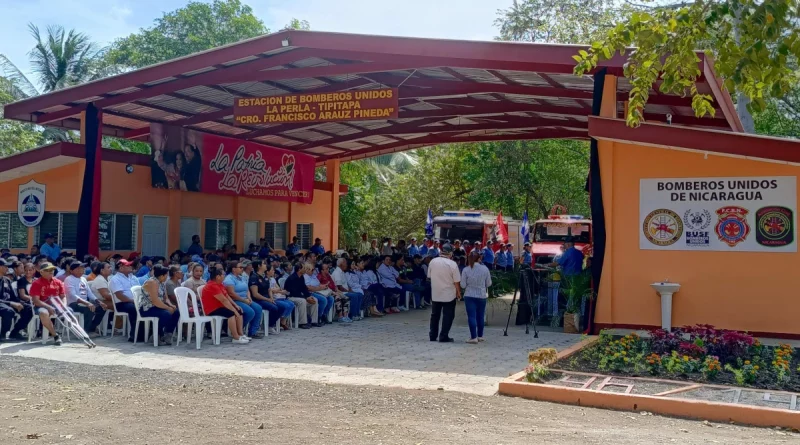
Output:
[640, 176, 797, 252]
[149, 123, 316, 204]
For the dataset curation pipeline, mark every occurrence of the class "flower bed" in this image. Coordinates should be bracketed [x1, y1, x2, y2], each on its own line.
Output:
[551, 325, 800, 392]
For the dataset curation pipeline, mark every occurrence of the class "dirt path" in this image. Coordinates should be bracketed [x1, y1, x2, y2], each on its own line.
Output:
[0, 357, 792, 444]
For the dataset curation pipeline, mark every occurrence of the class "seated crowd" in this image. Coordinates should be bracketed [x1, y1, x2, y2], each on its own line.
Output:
[0, 231, 542, 346]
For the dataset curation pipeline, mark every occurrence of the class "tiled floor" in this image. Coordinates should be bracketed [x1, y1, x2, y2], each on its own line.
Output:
[0, 305, 582, 396]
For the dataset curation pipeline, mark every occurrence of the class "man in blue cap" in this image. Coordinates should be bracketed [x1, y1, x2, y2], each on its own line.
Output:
[482, 240, 495, 269]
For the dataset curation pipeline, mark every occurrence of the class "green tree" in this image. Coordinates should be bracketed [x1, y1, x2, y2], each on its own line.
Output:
[496, 0, 623, 44]
[0, 78, 44, 155]
[106, 0, 267, 69]
[572, 0, 800, 129]
[461, 139, 590, 220]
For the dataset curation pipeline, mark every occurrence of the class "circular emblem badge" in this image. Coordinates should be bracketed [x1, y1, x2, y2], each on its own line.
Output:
[643, 209, 684, 246]
[715, 206, 751, 247]
[756, 206, 794, 247]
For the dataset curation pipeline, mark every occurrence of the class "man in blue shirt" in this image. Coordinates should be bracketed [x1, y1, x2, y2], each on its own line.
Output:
[495, 243, 508, 271]
[40, 233, 61, 262]
[419, 238, 429, 257]
[310, 238, 325, 255]
[186, 235, 203, 256]
[505, 244, 515, 272]
[550, 237, 585, 276]
[521, 242, 533, 268]
[286, 236, 301, 257]
[482, 240, 495, 269]
[408, 238, 420, 257]
[428, 240, 441, 258]
[136, 257, 153, 277]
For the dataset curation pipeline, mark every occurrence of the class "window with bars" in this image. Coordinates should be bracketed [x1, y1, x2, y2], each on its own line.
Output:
[264, 222, 287, 250]
[204, 219, 233, 250]
[0, 213, 29, 249]
[296, 223, 313, 250]
[98, 213, 137, 251]
[35, 212, 78, 249]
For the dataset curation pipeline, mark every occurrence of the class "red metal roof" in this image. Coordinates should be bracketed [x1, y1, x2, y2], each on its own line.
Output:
[3, 30, 741, 162]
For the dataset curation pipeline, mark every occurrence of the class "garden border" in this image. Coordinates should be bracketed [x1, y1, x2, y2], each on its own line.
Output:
[499, 336, 800, 429]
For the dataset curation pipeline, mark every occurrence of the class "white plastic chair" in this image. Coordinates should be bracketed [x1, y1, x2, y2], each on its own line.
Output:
[131, 286, 160, 347]
[197, 285, 225, 345]
[109, 299, 130, 338]
[174, 287, 215, 349]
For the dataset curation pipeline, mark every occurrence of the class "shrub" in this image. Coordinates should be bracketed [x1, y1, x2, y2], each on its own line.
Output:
[772, 344, 793, 385]
[678, 324, 755, 364]
[677, 341, 706, 359]
[528, 348, 558, 366]
[524, 363, 549, 383]
[725, 362, 758, 386]
[649, 329, 683, 355]
[598, 333, 646, 372]
[662, 351, 701, 375]
[645, 353, 662, 375]
[702, 356, 722, 380]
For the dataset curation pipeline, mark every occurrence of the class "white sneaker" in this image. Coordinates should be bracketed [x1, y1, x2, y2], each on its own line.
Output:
[477, 337, 485, 342]
[269, 328, 279, 335]
[233, 337, 250, 344]
[466, 338, 478, 344]
[241, 335, 252, 341]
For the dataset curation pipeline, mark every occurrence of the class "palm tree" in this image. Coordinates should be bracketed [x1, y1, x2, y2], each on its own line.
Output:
[0, 24, 119, 142]
[362, 151, 419, 185]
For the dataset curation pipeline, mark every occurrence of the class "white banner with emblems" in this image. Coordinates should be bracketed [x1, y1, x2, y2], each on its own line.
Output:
[639, 176, 797, 252]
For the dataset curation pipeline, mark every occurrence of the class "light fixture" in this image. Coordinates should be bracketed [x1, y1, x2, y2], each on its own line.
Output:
[281, 38, 290, 47]
[125, 164, 134, 174]
[666, 114, 673, 125]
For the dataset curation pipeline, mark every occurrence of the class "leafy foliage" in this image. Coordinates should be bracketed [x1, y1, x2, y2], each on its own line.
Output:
[105, 0, 267, 69]
[572, 0, 800, 127]
[496, 0, 623, 44]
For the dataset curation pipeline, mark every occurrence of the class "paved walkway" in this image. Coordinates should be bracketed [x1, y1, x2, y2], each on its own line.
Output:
[0, 302, 581, 396]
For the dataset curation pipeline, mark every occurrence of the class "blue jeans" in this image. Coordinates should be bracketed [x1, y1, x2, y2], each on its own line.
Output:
[344, 292, 362, 318]
[275, 299, 294, 318]
[464, 297, 487, 339]
[140, 307, 180, 338]
[311, 293, 334, 322]
[235, 301, 263, 336]
[253, 299, 282, 327]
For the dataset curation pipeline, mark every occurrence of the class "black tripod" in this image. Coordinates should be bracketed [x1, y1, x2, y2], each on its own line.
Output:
[503, 267, 540, 338]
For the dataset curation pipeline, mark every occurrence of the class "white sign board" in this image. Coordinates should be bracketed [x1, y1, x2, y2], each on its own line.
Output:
[17, 180, 46, 227]
[639, 176, 796, 252]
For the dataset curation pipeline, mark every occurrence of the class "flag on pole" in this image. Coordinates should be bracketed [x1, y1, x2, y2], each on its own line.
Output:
[494, 211, 508, 243]
[425, 208, 434, 237]
[521, 210, 530, 243]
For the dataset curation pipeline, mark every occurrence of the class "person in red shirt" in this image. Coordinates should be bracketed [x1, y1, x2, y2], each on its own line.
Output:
[201, 268, 248, 344]
[29, 262, 65, 345]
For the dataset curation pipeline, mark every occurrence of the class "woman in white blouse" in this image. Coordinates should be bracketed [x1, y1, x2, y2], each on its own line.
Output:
[460, 250, 492, 344]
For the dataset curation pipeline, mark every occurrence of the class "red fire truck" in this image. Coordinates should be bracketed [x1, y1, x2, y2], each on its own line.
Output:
[432, 210, 523, 257]
[530, 214, 592, 264]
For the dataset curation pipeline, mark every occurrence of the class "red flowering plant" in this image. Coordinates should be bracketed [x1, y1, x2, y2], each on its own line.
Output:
[679, 324, 754, 365]
[677, 341, 707, 359]
[649, 329, 683, 355]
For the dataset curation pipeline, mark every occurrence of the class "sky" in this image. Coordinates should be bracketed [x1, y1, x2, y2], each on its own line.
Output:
[0, 0, 504, 81]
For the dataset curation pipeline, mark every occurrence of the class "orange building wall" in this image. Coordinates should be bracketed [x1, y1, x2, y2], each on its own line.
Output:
[595, 140, 800, 335]
[0, 158, 336, 258]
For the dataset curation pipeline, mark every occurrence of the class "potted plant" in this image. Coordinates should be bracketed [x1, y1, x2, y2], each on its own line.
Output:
[561, 271, 592, 334]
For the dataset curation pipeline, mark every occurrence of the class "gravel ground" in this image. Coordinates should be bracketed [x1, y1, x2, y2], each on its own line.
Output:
[0, 357, 793, 445]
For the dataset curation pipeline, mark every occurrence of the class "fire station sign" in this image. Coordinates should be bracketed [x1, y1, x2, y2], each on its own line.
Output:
[640, 176, 797, 252]
[18, 179, 46, 227]
[233, 88, 398, 125]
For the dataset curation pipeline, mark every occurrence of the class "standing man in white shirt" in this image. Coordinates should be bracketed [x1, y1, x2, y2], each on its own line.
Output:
[427, 244, 461, 343]
[64, 261, 107, 335]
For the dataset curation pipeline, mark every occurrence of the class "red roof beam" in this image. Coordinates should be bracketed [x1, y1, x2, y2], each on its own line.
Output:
[317, 129, 588, 163]
[300, 115, 588, 151]
[4, 31, 291, 118]
[33, 48, 319, 125]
